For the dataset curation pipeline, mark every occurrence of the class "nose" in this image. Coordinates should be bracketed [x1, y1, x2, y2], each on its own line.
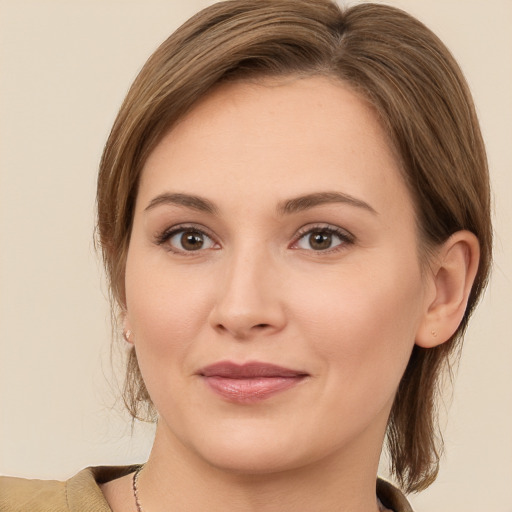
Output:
[208, 247, 287, 340]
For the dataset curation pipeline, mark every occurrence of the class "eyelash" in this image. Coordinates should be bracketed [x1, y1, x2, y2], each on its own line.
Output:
[154, 224, 218, 255]
[291, 224, 355, 253]
[154, 223, 355, 255]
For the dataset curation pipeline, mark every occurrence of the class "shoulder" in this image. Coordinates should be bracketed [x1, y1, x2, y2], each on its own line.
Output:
[0, 475, 66, 512]
[0, 466, 137, 512]
[377, 477, 414, 512]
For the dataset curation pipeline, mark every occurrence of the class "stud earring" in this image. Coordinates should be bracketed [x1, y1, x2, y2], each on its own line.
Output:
[431, 330, 438, 338]
[123, 329, 132, 342]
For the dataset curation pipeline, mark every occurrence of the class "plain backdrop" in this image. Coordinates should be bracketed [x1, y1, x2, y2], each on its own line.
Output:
[0, 1, 511, 511]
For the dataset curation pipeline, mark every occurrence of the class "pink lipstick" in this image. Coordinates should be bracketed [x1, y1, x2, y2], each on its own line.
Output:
[198, 361, 308, 403]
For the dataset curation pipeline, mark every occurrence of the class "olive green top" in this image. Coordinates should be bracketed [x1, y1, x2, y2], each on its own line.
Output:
[0, 466, 413, 511]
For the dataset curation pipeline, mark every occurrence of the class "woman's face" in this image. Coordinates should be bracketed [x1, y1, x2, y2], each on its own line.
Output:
[125, 76, 433, 473]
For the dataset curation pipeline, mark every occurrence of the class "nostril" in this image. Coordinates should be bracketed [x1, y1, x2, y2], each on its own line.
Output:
[213, 322, 273, 338]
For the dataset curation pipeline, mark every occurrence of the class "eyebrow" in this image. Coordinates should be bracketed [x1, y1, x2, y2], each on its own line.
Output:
[144, 191, 376, 216]
[277, 192, 377, 216]
[144, 193, 218, 214]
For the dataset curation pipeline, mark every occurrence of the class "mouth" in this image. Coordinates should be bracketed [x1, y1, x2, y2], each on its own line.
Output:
[198, 361, 309, 404]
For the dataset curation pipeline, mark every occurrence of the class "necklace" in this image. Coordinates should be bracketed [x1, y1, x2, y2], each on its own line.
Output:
[132, 464, 144, 512]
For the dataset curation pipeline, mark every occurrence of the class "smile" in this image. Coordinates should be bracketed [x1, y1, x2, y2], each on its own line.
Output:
[198, 361, 309, 404]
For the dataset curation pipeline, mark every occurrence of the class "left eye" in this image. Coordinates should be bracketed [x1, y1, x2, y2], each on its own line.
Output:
[295, 229, 347, 251]
[168, 229, 216, 252]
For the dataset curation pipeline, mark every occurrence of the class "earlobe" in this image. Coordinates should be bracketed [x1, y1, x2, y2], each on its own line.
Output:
[416, 231, 480, 348]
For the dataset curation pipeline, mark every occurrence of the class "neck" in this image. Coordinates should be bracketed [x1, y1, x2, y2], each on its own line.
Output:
[136, 422, 385, 512]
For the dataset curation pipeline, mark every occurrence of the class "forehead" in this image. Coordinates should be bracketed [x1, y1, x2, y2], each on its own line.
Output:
[138, 76, 412, 219]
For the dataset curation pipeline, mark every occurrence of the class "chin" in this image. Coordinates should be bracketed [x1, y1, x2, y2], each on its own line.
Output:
[178, 416, 352, 477]
[197, 444, 307, 475]
[170, 418, 315, 475]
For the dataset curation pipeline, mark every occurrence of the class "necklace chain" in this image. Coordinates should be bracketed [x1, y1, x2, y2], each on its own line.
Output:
[132, 464, 144, 512]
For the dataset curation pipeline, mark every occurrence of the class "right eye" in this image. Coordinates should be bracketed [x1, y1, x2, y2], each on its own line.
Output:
[157, 226, 218, 253]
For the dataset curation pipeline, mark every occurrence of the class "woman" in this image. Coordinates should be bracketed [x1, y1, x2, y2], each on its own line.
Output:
[0, 1, 491, 511]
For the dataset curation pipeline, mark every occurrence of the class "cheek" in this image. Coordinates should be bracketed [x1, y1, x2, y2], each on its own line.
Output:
[124, 251, 214, 365]
[124, 255, 220, 422]
[290, 255, 425, 389]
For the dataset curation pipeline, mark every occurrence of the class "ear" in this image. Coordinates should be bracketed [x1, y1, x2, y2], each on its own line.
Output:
[416, 231, 480, 348]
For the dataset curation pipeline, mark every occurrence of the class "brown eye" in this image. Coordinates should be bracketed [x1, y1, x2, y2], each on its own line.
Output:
[180, 231, 205, 250]
[295, 227, 350, 252]
[308, 232, 332, 250]
[168, 229, 216, 252]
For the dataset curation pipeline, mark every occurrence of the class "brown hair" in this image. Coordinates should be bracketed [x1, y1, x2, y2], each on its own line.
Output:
[96, 0, 492, 493]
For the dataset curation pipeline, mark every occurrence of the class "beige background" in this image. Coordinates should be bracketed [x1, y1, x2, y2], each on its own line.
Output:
[0, 1, 510, 511]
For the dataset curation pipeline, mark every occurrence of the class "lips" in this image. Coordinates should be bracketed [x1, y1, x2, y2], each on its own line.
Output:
[198, 361, 308, 403]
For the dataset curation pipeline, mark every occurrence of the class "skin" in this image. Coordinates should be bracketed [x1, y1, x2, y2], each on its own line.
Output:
[101, 76, 478, 511]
